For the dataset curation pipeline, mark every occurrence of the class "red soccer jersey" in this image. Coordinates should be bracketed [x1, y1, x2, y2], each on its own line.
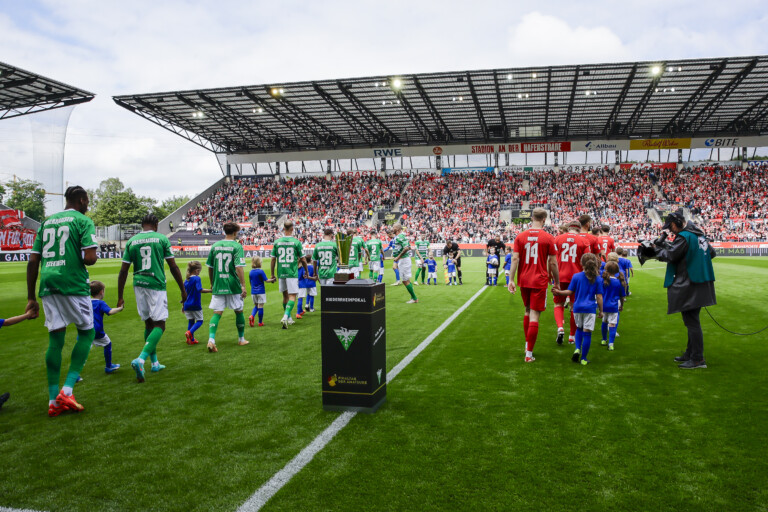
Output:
[597, 235, 616, 256]
[577, 232, 601, 255]
[513, 228, 556, 288]
[554, 232, 589, 282]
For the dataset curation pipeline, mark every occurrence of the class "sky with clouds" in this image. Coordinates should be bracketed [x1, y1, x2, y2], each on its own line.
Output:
[0, 0, 766, 207]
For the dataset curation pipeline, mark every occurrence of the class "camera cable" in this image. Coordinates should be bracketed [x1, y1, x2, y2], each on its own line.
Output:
[704, 307, 768, 336]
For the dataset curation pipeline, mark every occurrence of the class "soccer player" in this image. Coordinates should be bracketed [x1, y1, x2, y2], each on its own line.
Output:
[27, 185, 98, 416]
[426, 253, 438, 285]
[553, 253, 604, 365]
[503, 246, 512, 286]
[347, 227, 367, 279]
[391, 223, 418, 303]
[486, 247, 499, 286]
[577, 214, 602, 256]
[413, 236, 430, 285]
[508, 208, 558, 362]
[553, 220, 590, 345]
[183, 261, 210, 344]
[597, 225, 616, 261]
[312, 228, 338, 287]
[384, 233, 400, 285]
[0, 309, 36, 411]
[119, 214, 187, 382]
[90, 280, 124, 373]
[205, 222, 249, 352]
[600, 261, 626, 351]
[365, 233, 384, 281]
[249, 257, 274, 327]
[271, 220, 308, 329]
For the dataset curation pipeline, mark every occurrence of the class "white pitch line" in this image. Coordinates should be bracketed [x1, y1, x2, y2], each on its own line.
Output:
[237, 285, 489, 512]
[0, 507, 46, 512]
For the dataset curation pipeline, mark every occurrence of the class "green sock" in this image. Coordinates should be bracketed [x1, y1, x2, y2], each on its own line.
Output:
[209, 313, 222, 340]
[144, 328, 151, 341]
[414, 268, 422, 281]
[235, 311, 246, 338]
[64, 328, 95, 388]
[369, 270, 374, 279]
[285, 300, 295, 317]
[149, 351, 158, 364]
[405, 283, 417, 300]
[46, 330, 67, 400]
[139, 327, 163, 361]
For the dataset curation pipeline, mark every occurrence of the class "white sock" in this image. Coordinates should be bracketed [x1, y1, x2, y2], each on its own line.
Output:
[208, 338, 216, 344]
[152, 361, 160, 367]
[558, 328, 564, 333]
[49, 400, 56, 406]
[525, 350, 533, 358]
[239, 337, 245, 342]
[61, 386, 73, 396]
[138, 357, 145, 364]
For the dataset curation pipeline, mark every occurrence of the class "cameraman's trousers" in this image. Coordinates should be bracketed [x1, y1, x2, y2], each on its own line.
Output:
[681, 308, 704, 361]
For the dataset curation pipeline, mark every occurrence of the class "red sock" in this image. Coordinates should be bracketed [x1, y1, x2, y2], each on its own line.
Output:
[523, 315, 530, 341]
[527, 321, 540, 352]
[554, 306, 564, 329]
[569, 311, 577, 337]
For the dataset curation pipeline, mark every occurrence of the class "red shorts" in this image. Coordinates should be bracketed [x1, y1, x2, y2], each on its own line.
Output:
[520, 287, 548, 311]
[553, 281, 571, 305]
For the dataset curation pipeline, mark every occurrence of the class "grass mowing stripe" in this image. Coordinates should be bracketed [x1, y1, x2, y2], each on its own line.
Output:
[237, 285, 488, 512]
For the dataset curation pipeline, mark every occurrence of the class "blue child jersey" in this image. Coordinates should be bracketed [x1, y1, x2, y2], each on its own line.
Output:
[568, 272, 605, 314]
[0, 319, 5, 329]
[298, 266, 307, 288]
[91, 299, 112, 339]
[184, 275, 203, 311]
[306, 264, 316, 288]
[599, 262, 625, 281]
[427, 259, 437, 272]
[249, 268, 268, 295]
[447, 259, 456, 272]
[487, 254, 499, 270]
[504, 253, 512, 270]
[619, 257, 633, 280]
[602, 276, 626, 313]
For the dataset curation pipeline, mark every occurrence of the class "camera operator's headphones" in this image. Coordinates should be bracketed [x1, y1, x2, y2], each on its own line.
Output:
[662, 210, 685, 230]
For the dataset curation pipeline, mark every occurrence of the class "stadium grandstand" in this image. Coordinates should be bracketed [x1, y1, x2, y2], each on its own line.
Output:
[113, 55, 768, 245]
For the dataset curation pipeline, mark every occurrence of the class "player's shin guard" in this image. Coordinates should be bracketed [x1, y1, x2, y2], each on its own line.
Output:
[601, 322, 608, 341]
[526, 321, 539, 352]
[574, 328, 583, 351]
[209, 313, 222, 341]
[64, 328, 95, 388]
[554, 306, 564, 329]
[104, 342, 112, 367]
[235, 311, 246, 337]
[609, 325, 617, 345]
[285, 300, 295, 317]
[581, 332, 592, 361]
[46, 330, 66, 400]
[139, 327, 163, 362]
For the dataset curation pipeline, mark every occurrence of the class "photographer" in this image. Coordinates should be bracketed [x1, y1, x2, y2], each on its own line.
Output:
[652, 211, 716, 369]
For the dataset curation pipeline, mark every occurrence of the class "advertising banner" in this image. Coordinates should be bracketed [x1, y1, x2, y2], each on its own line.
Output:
[629, 138, 691, 150]
[619, 162, 678, 171]
[441, 167, 494, 175]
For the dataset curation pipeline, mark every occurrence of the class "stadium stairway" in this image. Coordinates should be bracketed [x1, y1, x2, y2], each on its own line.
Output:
[653, 184, 664, 200]
[647, 208, 662, 226]
[158, 176, 228, 236]
[522, 179, 530, 192]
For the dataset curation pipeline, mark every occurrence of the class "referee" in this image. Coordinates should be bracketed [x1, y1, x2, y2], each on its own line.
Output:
[442, 238, 463, 285]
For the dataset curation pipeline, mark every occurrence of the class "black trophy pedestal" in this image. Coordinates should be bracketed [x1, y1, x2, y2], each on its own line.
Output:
[321, 281, 386, 413]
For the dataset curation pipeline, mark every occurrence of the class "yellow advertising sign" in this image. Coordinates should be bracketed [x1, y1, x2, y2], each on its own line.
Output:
[629, 138, 692, 150]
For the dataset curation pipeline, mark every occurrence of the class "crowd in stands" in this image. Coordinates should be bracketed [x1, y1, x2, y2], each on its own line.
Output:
[176, 162, 768, 245]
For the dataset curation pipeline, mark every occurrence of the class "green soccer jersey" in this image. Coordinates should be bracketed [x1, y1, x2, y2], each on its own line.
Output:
[415, 240, 430, 259]
[348, 236, 365, 266]
[312, 240, 338, 279]
[271, 236, 304, 279]
[392, 233, 412, 259]
[365, 238, 383, 261]
[123, 231, 175, 291]
[31, 209, 98, 297]
[205, 240, 246, 294]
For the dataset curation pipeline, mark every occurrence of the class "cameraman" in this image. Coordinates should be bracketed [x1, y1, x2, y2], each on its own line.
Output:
[654, 211, 716, 369]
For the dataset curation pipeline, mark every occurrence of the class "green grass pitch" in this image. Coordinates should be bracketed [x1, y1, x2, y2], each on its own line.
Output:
[0, 257, 767, 511]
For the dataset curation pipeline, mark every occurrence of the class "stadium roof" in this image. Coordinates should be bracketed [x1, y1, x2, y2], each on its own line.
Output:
[113, 55, 768, 156]
[0, 61, 95, 120]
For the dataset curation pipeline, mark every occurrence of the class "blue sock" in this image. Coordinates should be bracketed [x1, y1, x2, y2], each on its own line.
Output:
[601, 322, 608, 341]
[187, 319, 194, 331]
[309, 296, 315, 309]
[394, 268, 400, 281]
[506, 275, 509, 285]
[378, 273, 383, 283]
[493, 276, 497, 285]
[190, 320, 203, 335]
[609, 325, 617, 345]
[582, 332, 592, 361]
[297, 298, 303, 312]
[104, 342, 112, 367]
[616, 313, 620, 330]
[251, 305, 258, 317]
[575, 329, 583, 351]
[257, 307, 264, 323]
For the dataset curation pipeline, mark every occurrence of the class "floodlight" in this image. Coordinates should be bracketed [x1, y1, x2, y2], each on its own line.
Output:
[651, 66, 661, 75]
[271, 88, 278, 95]
[392, 78, 402, 89]
[279, 88, 284, 94]
[507, 74, 512, 80]
[531, 73, 537, 79]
